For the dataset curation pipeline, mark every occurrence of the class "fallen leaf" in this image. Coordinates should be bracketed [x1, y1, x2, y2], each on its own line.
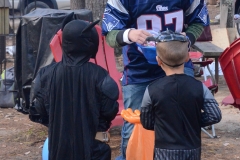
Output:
[223, 143, 230, 146]
[25, 151, 30, 155]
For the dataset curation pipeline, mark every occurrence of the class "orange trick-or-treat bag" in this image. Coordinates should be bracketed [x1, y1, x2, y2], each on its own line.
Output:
[121, 109, 154, 160]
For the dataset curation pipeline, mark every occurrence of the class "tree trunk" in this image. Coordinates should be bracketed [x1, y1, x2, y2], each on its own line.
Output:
[70, 0, 85, 10]
[220, 0, 235, 28]
[85, 0, 107, 22]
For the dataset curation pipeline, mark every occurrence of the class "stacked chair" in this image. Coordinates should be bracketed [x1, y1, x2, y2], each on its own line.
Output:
[219, 38, 240, 109]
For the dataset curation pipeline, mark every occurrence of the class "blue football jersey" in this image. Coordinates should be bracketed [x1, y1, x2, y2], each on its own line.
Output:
[102, 0, 209, 85]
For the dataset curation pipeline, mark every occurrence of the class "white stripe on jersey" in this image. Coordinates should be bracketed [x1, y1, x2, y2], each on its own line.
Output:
[185, 0, 200, 16]
[107, 0, 128, 14]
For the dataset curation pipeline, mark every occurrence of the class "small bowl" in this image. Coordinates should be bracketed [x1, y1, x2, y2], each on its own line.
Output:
[137, 44, 158, 65]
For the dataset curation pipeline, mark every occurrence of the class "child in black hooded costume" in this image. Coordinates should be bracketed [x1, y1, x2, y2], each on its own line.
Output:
[29, 13, 119, 160]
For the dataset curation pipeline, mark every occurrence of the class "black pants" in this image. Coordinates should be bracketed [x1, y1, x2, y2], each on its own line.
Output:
[92, 140, 111, 160]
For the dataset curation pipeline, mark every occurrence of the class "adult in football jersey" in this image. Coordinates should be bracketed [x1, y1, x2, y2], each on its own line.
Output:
[102, 1, 209, 159]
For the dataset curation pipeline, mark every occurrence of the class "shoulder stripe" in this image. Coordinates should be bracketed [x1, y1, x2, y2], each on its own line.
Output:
[107, 0, 128, 15]
[185, 0, 200, 16]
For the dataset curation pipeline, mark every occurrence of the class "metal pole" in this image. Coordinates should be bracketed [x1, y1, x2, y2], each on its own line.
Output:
[4, 0, 5, 34]
[20, 0, 23, 15]
[12, 0, 15, 33]
[0, 36, 6, 74]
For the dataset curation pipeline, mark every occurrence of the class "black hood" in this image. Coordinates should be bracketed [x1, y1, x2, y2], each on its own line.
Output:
[61, 13, 99, 66]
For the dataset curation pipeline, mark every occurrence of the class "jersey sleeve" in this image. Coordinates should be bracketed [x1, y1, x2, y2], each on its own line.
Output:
[102, 0, 130, 35]
[183, 0, 210, 26]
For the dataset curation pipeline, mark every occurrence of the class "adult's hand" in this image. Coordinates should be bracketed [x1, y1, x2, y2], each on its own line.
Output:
[128, 29, 151, 44]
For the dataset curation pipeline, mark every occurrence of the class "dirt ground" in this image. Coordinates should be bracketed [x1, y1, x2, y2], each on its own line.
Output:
[1, 4, 240, 160]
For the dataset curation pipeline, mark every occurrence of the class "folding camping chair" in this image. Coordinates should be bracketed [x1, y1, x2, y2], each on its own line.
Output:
[219, 38, 240, 109]
[49, 25, 124, 128]
[190, 52, 218, 138]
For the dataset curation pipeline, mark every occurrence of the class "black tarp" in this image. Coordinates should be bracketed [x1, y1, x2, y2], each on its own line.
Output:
[15, 8, 93, 113]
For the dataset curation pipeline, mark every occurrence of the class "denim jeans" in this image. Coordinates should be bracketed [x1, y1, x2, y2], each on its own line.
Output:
[116, 82, 151, 160]
[184, 67, 194, 77]
[116, 67, 194, 160]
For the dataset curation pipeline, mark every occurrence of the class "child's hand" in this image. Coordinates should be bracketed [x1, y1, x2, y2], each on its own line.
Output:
[180, 32, 191, 51]
[121, 109, 141, 124]
[143, 41, 156, 47]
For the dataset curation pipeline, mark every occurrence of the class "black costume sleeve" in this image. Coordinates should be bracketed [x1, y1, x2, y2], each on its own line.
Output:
[201, 84, 222, 127]
[97, 74, 119, 131]
[140, 87, 155, 130]
[34, 73, 48, 113]
[29, 65, 54, 126]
